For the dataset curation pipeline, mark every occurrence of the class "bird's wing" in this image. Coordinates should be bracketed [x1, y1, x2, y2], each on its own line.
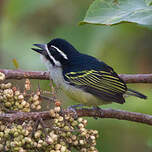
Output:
[64, 69, 127, 104]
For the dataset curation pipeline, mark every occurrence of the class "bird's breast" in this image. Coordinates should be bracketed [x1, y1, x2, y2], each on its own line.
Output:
[49, 67, 64, 87]
[40, 55, 64, 86]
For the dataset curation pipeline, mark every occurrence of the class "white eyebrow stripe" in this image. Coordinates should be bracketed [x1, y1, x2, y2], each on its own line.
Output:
[45, 44, 61, 66]
[51, 45, 68, 59]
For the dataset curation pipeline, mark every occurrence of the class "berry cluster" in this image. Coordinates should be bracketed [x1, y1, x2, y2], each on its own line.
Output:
[48, 107, 99, 152]
[0, 72, 41, 113]
[0, 72, 99, 152]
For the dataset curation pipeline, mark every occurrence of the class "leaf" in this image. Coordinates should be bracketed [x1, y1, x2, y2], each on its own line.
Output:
[12, 58, 19, 69]
[145, 0, 152, 6]
[81, 0, 152, 27]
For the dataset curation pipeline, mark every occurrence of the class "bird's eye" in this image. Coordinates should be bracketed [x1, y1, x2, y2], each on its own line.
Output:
[49, 46, 68, 61]
[50, 47, 60, 57]
[50, 45, 68, 60]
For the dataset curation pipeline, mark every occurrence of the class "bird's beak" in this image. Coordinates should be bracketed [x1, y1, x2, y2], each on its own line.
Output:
[31, 44, 46, 54]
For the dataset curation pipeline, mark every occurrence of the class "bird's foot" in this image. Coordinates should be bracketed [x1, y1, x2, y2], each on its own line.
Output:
[67, 104, 84, 119]
[92, 106, 101, 120]
[92, 106, 101, 110]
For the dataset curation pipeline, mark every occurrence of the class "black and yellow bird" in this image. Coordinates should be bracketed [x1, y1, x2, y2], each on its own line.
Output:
[32, 38, 147, 106]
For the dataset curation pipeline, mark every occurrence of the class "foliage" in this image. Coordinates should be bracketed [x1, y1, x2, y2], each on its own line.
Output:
[145, 0, 152, 6]
[81, 0, 152, 28]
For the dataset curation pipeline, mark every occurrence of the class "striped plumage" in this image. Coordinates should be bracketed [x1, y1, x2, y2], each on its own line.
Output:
[64, 69, 127, 104]
[32, 38, 147, 106]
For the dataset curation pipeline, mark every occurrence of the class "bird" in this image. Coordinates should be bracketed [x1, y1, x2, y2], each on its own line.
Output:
[32, 38, 147, 107]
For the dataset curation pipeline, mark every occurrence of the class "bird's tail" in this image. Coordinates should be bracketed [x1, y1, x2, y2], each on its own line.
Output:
[126, 88, 147, 99]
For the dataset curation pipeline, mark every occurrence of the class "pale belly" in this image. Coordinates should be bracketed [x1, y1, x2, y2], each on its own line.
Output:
[61, 83, 112, 106]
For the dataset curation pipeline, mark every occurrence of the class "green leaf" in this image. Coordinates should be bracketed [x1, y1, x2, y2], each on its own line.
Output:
[145, 0, 152, 6]
[81, 0, 152, 27]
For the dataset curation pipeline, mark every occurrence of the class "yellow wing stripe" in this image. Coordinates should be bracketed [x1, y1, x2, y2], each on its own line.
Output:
[69, 76, 124, 94]
[99, 81, 125, 92]
[101, 78, 126, 89]
[66, 70, 111, 78]
[70, 76, 116, 95]
[65, 70, 126, 94]
[79, 75, 125, 93]
[102, 74, 119, 80]
[66, 71, 125, 89]
[102, 77, 125, 86]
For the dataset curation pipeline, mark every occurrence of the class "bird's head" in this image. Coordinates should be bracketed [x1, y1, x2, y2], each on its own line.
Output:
[32, 38, 80, 67]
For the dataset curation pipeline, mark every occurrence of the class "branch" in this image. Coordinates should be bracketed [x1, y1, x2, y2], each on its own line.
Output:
[119, 74, 152, 83]
[0, 69, 151, 126]
[1, 108, 152, 126]
[0, 69, 49, 80]
[0, 69, 152, 83]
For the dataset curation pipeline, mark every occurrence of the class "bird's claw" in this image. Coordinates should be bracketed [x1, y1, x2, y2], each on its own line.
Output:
[67, 104, 84, 119]
[92, 106, 101, 120]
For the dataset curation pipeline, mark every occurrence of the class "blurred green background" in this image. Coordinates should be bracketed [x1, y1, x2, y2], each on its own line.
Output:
[1, 0, 152, 152]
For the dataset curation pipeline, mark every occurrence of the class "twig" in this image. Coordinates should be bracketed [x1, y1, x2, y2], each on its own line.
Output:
[119, 74, 152, 83]
[0, 108, 152, 126]
[0, 69, 152, 83]
[0, 69, 49, 80]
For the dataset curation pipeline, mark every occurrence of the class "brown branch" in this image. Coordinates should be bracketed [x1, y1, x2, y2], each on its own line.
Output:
[119, 74, 152, 83]
[0, 69, 49, 80]
[0, 69, 152, 83]
[0, 108, 152, 126]
[0, 69, 151, 126]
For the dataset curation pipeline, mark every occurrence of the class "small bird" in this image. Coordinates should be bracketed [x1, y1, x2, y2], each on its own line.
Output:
[32, 38, 147, 106]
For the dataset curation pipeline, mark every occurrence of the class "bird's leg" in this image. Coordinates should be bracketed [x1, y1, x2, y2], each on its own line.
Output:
[92, 106, 102, 119]
[92, 106, 101, 110]
[67, 104, 84, 119]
